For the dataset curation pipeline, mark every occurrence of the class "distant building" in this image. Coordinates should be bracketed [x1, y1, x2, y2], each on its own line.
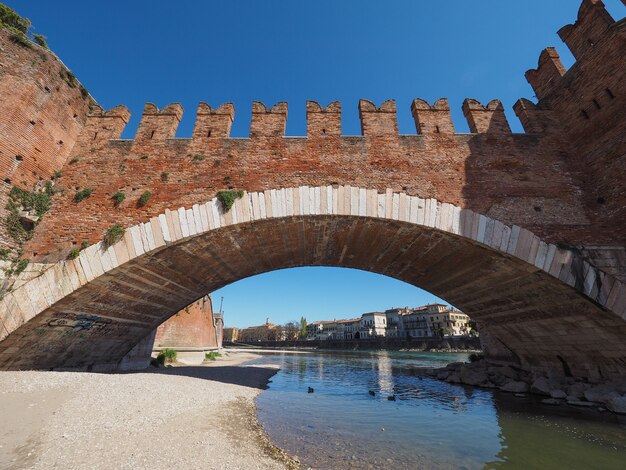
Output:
[359, 312, 387, 338]
[223, 327, 239, 342]
[238, 318, 285, 342]
[304, 304, 474, 341]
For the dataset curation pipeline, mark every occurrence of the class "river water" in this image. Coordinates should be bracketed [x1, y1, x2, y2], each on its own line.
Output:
[247, 350, 626, 469]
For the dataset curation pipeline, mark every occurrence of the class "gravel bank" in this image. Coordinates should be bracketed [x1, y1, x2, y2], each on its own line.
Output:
[0, 352, 297, 469]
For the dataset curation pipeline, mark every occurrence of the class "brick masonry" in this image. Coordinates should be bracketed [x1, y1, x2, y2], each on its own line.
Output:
[154, 295, 221, 350]
[0, 28, 93, 251]
[0, 0, 624, 377]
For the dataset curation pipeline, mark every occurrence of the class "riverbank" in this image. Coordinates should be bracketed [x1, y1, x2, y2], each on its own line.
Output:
[425, 360, 626, 415]
[0, 352, 298, 469]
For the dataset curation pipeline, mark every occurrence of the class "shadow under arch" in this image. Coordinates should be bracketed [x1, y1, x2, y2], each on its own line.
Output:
[0, 186, 623, 378]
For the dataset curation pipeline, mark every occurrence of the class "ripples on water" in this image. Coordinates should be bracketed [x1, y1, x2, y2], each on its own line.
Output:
[248, 350, 626, 469]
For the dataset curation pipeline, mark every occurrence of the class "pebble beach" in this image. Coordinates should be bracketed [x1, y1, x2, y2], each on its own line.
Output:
[0, 352, 296, 469]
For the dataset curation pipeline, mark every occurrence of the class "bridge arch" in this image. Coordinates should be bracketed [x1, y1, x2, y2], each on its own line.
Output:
[0, 186, 624, 377]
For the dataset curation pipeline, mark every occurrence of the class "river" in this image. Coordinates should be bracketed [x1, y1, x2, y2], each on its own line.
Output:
[246, 350, 626, 469]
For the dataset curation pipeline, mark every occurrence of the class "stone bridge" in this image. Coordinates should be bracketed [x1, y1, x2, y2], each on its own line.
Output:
[0, 0, 624, 378]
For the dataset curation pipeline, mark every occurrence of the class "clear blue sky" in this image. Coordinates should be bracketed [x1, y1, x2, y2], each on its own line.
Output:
[9, 1, 623, 327]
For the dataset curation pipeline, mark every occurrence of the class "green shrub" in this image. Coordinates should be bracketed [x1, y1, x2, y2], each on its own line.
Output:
[205, 351, 222, 361]
[0, 4, 31, 34]
[137, 191, 151, 207]
[67, 240, 89, 260]
[9, 186, 50, 216]
[157, 349, 177, 365]
[74, 188, 93, 203]
[0, 248, 9, 260]
[468, 352, 484, 363]
[32, 33, 47, 49]
[103, 224, 125, 247]
[160, 172, 169, 181]
[79, 85, 88, 100]
[14, 259, 28, 275]
[9, 29, 31, 48]
[53, 171, 62, 180]
[66, 248, 80, 260]
[112, 191, 125, 207]
[192, 154, 205, 162]
[217, 190, 244, 212]
[69, 157, 79, 164]
[59, 69, 76, 88]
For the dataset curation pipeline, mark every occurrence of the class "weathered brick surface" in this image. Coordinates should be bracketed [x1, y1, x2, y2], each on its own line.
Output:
[0, 29, 93, 250]
[154, 295, 220, 349]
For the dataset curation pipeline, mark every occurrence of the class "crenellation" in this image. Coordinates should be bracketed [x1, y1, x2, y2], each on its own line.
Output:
[462, 99, 511, 134]
[135, 103, 183, 141]
[250, 101, 288, 137]
[75, 105, 131, 146]
[411, 98, 454, 134]
[358, 99, 398, 136]
[525, 48, 567, 101]
[513, 98, 554, 134]
[306, 100, 342, 137]
[192, 102, 234, 139]
[557, 0, 615, 61]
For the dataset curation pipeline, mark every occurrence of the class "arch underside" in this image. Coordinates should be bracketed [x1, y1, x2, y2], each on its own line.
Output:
[0, 215, 624, 377]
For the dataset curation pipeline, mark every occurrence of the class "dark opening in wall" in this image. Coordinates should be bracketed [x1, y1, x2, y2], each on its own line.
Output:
[435, 125, 440, 133]
[533, 206, 542, 212]
[207, 130, 212, 137]
[605, 88, 615, 99]
[150, 130, 155, 139]
[4, 178, 11, 184]
[44, 86, 50, 93]
[587, 38, 595, 47]
[597, 197, 606, 204]
[29, 120, 36, 125]
[15, 155, 23, 161]
[580, 110, 590, 120]
[592, 99, 601, 110]
[557, 355, 573, 377]
[322, 129, 326, 135]
[93, 132, 98, 140]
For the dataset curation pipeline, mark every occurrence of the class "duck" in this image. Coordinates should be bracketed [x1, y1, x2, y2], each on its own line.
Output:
[308, 386, 314, 393]
[368, 390, 376, 396]
[387, 395, 396, 401]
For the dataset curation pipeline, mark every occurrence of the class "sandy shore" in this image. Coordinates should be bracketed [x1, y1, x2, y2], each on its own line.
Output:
[0, 352, 298, 469]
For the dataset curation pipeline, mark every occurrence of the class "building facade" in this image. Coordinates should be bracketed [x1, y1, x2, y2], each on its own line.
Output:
[303, 304, 474, 340]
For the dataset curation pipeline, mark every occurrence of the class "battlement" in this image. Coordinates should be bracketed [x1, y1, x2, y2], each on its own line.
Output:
[525, 0, 619, 100]
[557, 0, 615, 60]
[306, 101, 341, 137]
[75, 97, 546, 150]
[462, 99, 511, 134]
[411, 98, 454, 134]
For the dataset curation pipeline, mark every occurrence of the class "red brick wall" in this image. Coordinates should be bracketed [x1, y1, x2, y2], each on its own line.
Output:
[154, 295, 219, 349]
[523, 0, 625, 246]
[22, 1, 624, 264]
[0, 29, 93, 250]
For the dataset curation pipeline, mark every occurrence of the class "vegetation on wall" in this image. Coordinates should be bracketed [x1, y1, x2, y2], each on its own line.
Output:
[74, 188, 93, 203]
[137, 191, 151, 207]
[103, 224, 125, 248]
[217, 190, 244, 212]
[112, 191, 125, 207]
[4, 185, 52, 243]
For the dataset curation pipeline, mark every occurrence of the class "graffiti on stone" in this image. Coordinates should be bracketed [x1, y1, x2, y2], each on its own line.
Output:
[47, 313, 112, 332]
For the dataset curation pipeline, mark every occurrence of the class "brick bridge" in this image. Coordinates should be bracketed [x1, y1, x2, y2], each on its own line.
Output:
[0, 0, 624, 378]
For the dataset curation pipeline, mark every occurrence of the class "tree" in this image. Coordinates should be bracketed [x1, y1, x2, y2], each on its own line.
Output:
[299, 316, 307, 339]
[283, 321, 300, 340]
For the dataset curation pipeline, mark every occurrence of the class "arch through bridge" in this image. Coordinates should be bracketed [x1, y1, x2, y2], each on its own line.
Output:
[0, 186, 624, 378]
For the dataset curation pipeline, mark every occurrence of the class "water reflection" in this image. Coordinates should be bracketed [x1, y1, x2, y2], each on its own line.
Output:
[249, 350, 626, 469]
